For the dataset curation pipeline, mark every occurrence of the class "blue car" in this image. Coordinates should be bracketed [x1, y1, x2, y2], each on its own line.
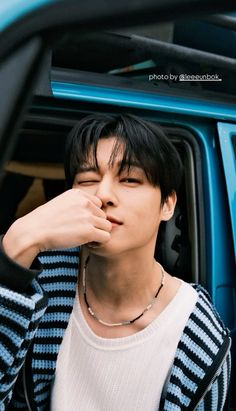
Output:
[0, 0, 235, 409]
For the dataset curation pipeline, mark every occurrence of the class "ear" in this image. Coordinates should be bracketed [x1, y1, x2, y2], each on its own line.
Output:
[161, 192, 177, 222]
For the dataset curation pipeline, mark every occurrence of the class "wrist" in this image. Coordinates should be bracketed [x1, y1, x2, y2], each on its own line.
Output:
[2, 218, 40, 268]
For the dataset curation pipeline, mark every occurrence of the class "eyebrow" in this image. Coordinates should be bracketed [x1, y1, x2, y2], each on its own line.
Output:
[77, 160, 143, 174]
[77, 165, 98, 173]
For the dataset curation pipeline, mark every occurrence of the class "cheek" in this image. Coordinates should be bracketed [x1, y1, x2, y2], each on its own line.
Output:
[127, 203, 161, 234]
[129, 192, 161, 220]
[72, 183, 96, 195]
[130, 196, 162, 235]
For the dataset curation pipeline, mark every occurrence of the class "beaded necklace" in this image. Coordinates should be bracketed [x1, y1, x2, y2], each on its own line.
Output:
[82, 257, 165, 327]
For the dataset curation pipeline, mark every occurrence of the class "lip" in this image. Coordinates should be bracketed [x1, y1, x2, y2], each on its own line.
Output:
[106, 216, 122, 226]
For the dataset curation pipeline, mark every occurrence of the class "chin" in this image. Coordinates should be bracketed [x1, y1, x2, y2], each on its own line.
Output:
[85, 241, 125, 257]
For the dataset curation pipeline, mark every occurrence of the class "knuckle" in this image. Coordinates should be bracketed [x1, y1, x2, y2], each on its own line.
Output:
[93, 196, 102, 205]
[87, 224, 96, 237]
[83, 198, 91, 208]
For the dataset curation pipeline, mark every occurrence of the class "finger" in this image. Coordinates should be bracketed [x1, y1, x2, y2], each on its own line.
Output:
[89, 195, 102, 208]
[92, 216, 112, 232]
[76, 189, 102, 208]
[90, 228, 111, 244]
[87, 201, 107, 219]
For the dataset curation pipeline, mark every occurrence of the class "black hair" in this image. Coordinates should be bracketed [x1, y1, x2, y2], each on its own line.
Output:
[64, 114, 183, 203]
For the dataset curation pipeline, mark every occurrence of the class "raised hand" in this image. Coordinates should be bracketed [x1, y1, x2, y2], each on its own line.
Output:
[2, 189, 112, 268]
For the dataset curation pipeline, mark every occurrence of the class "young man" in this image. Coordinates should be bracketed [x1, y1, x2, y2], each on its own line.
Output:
[0, 114, 231, 410]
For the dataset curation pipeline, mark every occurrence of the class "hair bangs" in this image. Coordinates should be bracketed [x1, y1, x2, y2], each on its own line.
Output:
[64, 113, 183, 202]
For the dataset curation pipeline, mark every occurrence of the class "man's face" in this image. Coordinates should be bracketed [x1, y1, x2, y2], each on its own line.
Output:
[73, 137, 174, 257]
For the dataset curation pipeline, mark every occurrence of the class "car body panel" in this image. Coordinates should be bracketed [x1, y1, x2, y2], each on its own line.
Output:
[217, 122, 236, 258]
[0, 0, 55, 32]
[52, 80, 236, 121]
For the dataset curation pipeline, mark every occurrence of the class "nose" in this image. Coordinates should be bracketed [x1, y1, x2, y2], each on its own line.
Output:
[95, 177, 118, 208]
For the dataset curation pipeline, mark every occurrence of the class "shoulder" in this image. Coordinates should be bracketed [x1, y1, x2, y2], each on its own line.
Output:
[189, 283, 230, 337]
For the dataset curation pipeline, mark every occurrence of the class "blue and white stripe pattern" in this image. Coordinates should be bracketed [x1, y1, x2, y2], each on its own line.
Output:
[0, 248, 231, 410]
[163, 286, 231, 410]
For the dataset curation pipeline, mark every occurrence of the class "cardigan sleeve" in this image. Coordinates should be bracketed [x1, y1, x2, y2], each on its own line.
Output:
[0, 236, 48, 409]
[196, 349, 231, 411]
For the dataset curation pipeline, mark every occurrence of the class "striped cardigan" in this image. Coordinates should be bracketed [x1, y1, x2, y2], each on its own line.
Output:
[0, 246, 231, 411]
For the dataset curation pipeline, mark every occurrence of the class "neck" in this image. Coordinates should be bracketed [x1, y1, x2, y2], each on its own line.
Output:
[81, 250, 163, 310]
